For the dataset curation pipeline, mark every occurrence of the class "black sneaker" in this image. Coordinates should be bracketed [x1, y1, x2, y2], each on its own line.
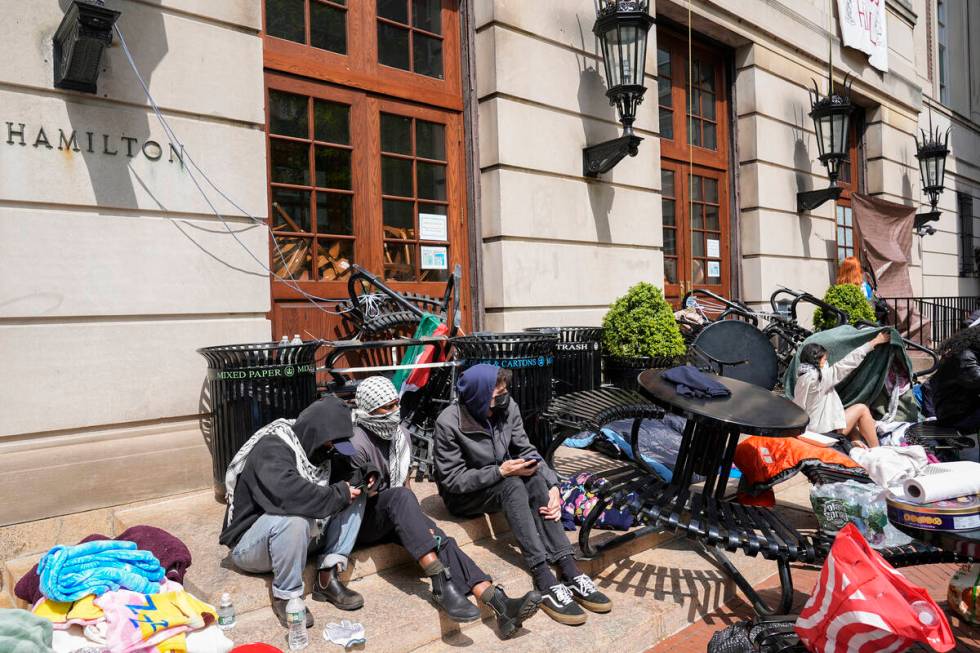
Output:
[564, 574, 612, 613]
[539, 584, 587, 625]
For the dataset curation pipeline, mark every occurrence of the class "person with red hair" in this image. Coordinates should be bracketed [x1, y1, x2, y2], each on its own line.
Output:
[836, 256, 873, 301]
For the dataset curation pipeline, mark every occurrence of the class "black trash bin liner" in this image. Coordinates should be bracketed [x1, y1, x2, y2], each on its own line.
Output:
[452, 332, 557, 449]
[198, 340, 321, 500]
[525, 327, 602, 396]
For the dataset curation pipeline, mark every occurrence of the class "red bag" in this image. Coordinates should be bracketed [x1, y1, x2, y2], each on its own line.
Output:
[795, 524, 955, 653]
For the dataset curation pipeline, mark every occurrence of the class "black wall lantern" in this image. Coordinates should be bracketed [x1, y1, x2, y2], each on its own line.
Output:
[53, 0, 121, 94]
[913, 117, 950, 234]
[797, 75, 853, 212]
[583, 0, 655, 177]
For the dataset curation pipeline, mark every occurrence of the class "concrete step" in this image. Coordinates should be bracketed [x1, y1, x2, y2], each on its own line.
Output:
[110, 481, 513, 614]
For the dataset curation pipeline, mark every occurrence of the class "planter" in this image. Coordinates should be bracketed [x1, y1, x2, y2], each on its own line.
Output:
[602, 354, 682, 391]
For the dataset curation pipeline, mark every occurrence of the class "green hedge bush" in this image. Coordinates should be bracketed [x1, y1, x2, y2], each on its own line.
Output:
[602, 282, 686, 359]
[813, 283, 876, 330]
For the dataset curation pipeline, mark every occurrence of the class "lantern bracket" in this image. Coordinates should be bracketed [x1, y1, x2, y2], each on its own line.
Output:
[796, 185, 843, 213]
[914, 210, 942, 233]
[583, 134, 643, 178]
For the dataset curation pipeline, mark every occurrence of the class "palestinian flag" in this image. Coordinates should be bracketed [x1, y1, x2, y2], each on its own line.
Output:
[393, 313, 449, 395]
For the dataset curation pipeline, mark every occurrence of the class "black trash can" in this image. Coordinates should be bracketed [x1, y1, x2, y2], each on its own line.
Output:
[525, 327, 602, 396]
[198, 340, 322, 500]
[452, 332, 557, 449]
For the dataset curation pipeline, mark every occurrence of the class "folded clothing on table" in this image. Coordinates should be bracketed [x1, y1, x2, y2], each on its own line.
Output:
[38, 540, 165, 603]
[16, 526, 192, 605]
[662, 365, 731, 399]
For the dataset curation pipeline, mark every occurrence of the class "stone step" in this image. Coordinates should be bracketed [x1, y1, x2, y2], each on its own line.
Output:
[110, 482, 513, 614]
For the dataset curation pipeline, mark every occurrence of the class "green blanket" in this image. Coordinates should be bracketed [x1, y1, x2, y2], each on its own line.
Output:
[783, 325, 918, 420]
[0, 609, 53, 653]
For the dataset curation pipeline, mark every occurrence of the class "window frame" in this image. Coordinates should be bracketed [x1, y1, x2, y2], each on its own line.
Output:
[262, 0, 462, 112]
[834, 115, 863, 265]
[937, 0, 949, 106]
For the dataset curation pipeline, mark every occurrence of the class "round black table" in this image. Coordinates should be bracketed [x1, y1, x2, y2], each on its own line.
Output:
[637, 368, 810, 498]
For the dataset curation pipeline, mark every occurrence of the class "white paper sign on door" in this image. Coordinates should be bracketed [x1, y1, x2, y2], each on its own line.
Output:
[707, 239, 720, 258]
[707, 261, 721, 278]
[421, 246, 448, 270]
[419, 213, 448, 241]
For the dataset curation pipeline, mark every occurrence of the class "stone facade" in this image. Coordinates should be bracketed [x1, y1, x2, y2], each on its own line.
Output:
[0, 0, 268, 525]
[475, 0, 980, 328]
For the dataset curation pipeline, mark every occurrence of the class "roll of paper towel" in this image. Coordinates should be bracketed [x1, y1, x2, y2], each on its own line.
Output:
[903, 464, 980, 504]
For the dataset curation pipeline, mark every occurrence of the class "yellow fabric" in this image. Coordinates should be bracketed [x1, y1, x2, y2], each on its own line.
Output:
[130, 591, 215, 653]
[32, 595, 103, 624]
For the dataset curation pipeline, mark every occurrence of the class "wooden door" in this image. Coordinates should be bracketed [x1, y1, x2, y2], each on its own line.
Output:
[657, 29, 732, 306]
[262, 0, 469, 340]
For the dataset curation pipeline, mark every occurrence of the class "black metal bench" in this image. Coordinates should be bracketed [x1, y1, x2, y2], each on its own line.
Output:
[545, 387, 974, 617]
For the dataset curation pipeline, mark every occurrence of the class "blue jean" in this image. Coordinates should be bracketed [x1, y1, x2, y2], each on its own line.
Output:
[231, 495, 366, 599]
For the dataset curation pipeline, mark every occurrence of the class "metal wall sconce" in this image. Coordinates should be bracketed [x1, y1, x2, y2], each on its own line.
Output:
[797, 75, 853, 212]
[913, 118, 950, 235]
[53, 0, 121, 94]
[583, 0, 655, 177]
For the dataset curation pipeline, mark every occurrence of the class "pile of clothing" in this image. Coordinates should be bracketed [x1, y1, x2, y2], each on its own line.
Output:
[6, 525, 233, 653]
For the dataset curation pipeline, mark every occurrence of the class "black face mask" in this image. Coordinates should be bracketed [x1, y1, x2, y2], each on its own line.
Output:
[309, 444, 332, 466]
[491, 392, 510, 415]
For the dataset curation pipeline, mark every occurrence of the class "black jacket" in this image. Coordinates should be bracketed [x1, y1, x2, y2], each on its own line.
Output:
[932, 346, 980, 425]
[219, 398, 353, 548]
[432, 400, 559, 497]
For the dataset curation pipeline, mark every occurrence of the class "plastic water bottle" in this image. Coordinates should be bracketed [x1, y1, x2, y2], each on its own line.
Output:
[286, 597, 308, 650]
[217, 592, 236, 630]
[290, 334, 303, 345]
[279, 335, 290, 346]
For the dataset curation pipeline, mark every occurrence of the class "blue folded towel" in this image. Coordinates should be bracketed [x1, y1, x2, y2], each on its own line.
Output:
[662, 365, 731, 399]
[37, 539, 165, 602]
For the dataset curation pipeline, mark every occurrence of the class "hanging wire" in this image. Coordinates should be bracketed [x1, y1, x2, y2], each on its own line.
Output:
[113, 24, 364, 317]
[687, 0, 695, 293]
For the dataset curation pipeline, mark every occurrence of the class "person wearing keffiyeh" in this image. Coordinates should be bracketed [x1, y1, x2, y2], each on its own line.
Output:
[346, 376, 543, 639]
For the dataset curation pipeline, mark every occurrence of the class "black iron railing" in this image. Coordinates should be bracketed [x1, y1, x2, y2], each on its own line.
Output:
[880, 296, 980, 347]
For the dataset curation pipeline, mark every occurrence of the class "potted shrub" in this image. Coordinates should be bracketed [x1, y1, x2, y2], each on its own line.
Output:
[812, 283, 877, 330]
[601, 282, 686, 389]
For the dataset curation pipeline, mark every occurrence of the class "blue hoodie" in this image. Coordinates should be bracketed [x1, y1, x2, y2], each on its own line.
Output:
[456, 364, 498, 428]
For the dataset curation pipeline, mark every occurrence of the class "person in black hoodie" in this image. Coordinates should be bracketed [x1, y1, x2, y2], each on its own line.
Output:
[926, 325, 980, 432]
[433, 365, 611, 626]
[346, 376, 542, 639]
[219, 396, 368, 628]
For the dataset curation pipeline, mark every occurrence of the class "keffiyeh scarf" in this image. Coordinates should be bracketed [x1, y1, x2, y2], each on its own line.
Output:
[352, 377, 412, 488]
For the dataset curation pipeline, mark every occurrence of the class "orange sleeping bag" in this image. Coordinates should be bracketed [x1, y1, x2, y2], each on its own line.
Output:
[735, 436, 863, 507]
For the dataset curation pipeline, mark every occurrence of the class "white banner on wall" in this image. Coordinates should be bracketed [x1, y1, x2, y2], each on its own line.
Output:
[836, 0, 888, 72]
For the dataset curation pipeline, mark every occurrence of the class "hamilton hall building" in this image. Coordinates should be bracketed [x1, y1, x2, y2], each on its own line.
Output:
[1, 0, 978, 533]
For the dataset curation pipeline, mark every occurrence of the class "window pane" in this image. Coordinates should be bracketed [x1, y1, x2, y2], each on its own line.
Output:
[272, 236, 313, 280]
[837, 226, 846, 243]
[662, 199, 675, 226]
[845, 208, 852, 226]
[315, 146, 352, 189]
[657, 48, 670, 77]
[266, 0, 305, 43]
[417, 162, 447, 200]
[699, 60, 715, 92]
[704, 178, 718, 203]
[381, 114, 413, 154]
[845, 229, 853, 247]
[383, 199, 416, 239]
[664, 258, 677, 284]
[270, 139, 310, 185]
[269, 90, 308, 138]
[664, 229, 676, 255]
[384, 241, 417, 281]
[416, 120, 445, 160]
[689, 117, 701, 146]
[691, 176, 702, 201]
[705, 205, 719, 231]
[413, 33, 444, 78]
[691, 88, 702, 117]
[316, 192, 353, 235]
[382, 156, 414, 196]
[702, 92, 716, 120]
[311, 2, 347, 54]
[692, 259, 705, 284]
[316, 238, 354, 281]
[418, 203, 447, 241]
[412, 0, 441, 33]
[658, 77, 672, 107]
[837, 205, 845, 224]
[659, 109, 673, 139]
[314, 100, 349, 144]
[692, 205, 704, 229]
[703, 122, 717, 150]
[271, 188, 311, 232]
[378, 0, 408, 23]
[662, 170, 674, 197]
[378, 23, 411, 70]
